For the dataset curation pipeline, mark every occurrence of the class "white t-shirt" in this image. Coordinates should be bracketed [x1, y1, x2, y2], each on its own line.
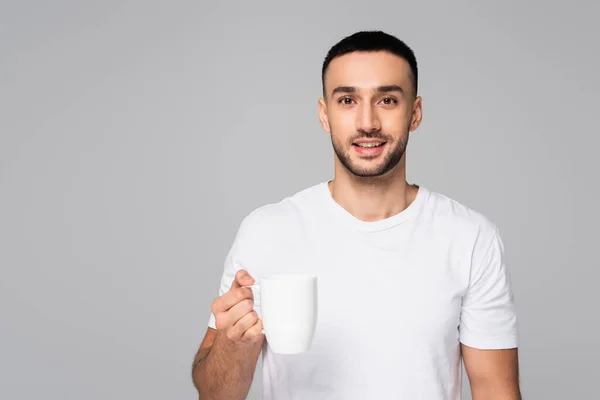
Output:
[208, 181, 518, 399]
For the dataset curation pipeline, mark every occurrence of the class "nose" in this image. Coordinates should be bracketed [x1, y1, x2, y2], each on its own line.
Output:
[356, 102, 381, 133]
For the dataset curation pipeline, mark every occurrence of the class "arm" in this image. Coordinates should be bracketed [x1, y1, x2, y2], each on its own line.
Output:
[460, 225, 521, 399]
[192, 270, 265, 400]
[192, 327, 264, 400]
[462, 344, 521, 399]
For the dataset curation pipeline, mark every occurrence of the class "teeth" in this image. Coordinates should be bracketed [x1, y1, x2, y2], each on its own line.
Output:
[358, 143, 383, 148]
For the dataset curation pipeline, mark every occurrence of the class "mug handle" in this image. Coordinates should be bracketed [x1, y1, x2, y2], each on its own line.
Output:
[244, 284, 265, 335]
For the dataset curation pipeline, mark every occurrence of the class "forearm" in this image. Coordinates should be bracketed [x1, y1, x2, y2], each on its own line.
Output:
[464, 346, 521, 400]
[192, 331, 263, 400]
[471, 383, 521, 400]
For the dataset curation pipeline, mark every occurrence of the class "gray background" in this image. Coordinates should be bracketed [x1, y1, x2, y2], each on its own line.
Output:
[1, 1, 598, 399]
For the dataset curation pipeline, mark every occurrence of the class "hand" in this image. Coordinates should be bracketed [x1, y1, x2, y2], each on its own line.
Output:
[211, 269, 264, 345]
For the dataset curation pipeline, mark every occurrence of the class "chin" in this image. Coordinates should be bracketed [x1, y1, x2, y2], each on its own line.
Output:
[351, 170, 388, 178]
[334, 145, 402, 178]
[348, 165, 389, 178]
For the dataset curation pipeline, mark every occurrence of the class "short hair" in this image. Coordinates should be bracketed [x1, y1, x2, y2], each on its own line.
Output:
[321, 30, 418, 97]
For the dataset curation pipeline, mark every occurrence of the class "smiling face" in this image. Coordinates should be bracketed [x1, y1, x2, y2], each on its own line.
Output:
[318, 51, 422, 178]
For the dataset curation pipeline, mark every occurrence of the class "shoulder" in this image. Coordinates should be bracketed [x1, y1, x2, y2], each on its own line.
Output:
[244, 182, 323, 222]
[236, 182, 325, 239]
[422, 188, 500, 246]
[420, 189, 508, 282]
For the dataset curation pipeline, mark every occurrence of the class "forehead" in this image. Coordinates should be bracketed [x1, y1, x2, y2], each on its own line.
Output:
[324, 51, 412, 94]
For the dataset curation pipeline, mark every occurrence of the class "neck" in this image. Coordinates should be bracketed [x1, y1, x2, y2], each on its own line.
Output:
[328, 156, 418, 222]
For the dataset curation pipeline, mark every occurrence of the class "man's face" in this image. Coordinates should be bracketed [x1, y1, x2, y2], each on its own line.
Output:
[318, 51, 422, 178]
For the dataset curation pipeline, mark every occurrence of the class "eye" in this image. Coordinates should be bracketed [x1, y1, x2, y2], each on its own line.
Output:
[338, 97, 355, 105]
[380, 97, 397, 105]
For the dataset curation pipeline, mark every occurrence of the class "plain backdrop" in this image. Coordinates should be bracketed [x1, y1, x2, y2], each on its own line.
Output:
[1, 1, 599, 399]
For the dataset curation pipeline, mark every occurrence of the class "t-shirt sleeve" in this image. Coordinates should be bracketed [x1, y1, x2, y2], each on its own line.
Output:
[459, 226, 519, 349]
[207, 245, 238, 330]
[207, 215, 255, 330]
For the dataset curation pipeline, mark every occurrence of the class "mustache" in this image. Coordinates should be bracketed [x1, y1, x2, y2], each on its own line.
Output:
[349, 130, 391, 142]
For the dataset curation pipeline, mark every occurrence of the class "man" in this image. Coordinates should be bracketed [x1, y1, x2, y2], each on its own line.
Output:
[192, 30, 521, 399]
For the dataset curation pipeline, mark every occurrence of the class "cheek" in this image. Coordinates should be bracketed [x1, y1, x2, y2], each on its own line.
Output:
[328, 109, 355, 131]
[380, 111, 410, 132]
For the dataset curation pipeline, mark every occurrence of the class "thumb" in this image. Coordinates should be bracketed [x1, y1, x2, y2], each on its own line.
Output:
[231, 269, 254, 289]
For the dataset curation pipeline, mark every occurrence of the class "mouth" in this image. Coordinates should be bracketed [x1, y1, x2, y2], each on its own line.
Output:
[352, 142, 386, 148]
[352, 141, 387, 157]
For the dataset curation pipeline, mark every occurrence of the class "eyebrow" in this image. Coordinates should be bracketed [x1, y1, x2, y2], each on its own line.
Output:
[331, 85, 404, 97]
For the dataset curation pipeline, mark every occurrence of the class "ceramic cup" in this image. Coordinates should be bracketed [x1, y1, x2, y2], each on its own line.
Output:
[251, 274, 318, 354]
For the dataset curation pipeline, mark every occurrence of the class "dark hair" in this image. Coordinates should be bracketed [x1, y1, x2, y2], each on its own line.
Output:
[321, 30, 418, 96]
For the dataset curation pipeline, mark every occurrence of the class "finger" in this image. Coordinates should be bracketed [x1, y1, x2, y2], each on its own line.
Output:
[241, 318, 264, 343]
[224, 297, 255, 327]
[230, 269, 247, 289]
[228, 311, 259, 341]
[231, 269, 254, 289]
[230, 273, 241, 289]
[212, 287, 253, 314]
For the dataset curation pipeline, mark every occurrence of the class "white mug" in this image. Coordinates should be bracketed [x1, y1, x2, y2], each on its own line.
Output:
[250, 274, 318, 354]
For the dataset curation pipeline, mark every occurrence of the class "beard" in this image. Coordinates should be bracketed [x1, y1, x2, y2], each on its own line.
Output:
[330, 128, 409, 178]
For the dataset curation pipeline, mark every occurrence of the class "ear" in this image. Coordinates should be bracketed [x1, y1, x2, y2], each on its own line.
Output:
[409, 96, 423, 132]
[318, 97, 331, 133]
